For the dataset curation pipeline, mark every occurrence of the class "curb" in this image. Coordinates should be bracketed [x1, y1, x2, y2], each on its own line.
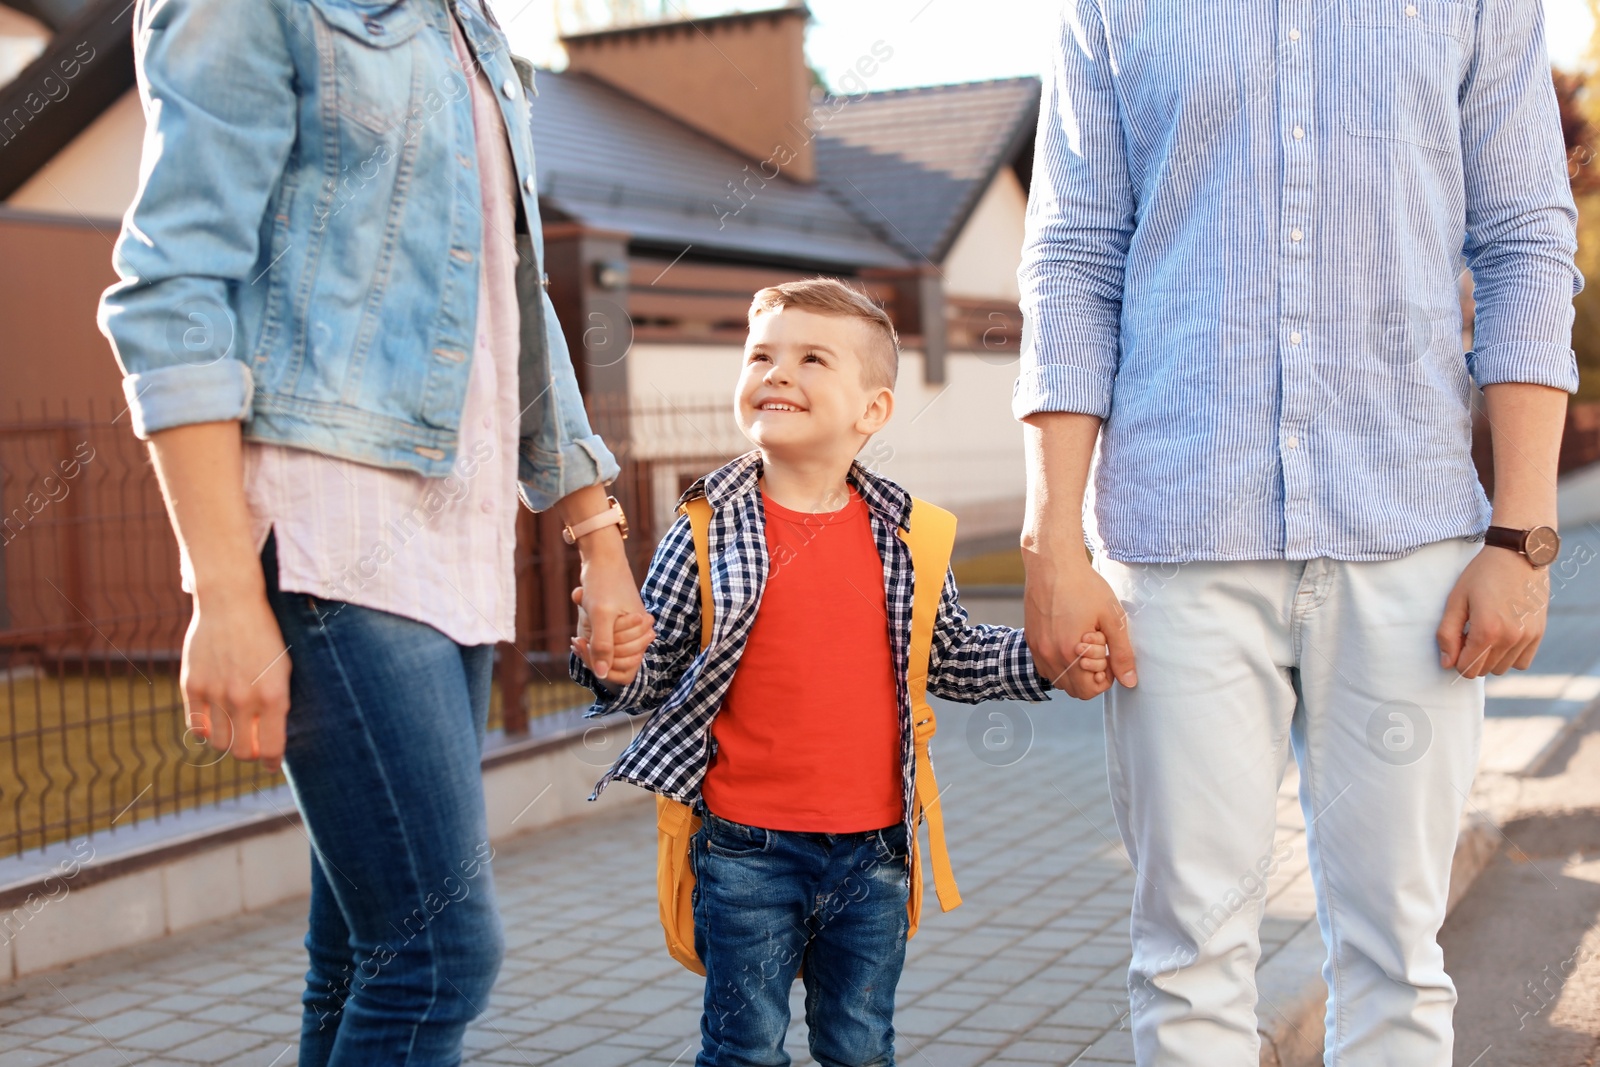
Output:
[1254, 686, 1600, 1067]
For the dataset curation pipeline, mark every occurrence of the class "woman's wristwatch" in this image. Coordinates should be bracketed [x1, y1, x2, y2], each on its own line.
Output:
[562, 496, 629, 545]
[1484, 525, 1560, 568]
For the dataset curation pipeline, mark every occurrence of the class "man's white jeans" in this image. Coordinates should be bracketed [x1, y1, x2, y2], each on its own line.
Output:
[1097, 538, 1484, 1066]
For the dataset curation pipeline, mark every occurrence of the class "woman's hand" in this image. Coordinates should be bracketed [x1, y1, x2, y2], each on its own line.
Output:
[571, 587, 654, 686]
[182, 585, 292, 772]
[554, 485, 652, 680]
[146, 421, 291, 773]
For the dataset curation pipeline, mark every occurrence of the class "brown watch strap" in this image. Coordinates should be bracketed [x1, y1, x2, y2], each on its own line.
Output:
[1483, 526, 1526, 555]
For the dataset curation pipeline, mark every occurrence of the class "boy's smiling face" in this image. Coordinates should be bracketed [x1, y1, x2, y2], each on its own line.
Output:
[735, 307, 894, 466]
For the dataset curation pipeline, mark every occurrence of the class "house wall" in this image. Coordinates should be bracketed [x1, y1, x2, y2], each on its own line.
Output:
[5, 86, 141, 219]
[940, 167, 1027, 303]
[0, 6, 48, 90]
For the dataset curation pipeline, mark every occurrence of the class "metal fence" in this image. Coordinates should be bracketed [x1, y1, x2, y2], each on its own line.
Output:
[0, 397, 743, 859]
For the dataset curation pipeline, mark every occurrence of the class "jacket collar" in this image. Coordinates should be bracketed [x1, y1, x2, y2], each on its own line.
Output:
[681, 449, 913, 531]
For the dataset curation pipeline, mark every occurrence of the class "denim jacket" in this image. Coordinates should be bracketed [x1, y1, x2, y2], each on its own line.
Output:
[97, 0, 616, 509]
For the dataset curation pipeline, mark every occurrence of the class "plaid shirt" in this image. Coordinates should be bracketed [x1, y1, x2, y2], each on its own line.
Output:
[572, 451, 1053, 832]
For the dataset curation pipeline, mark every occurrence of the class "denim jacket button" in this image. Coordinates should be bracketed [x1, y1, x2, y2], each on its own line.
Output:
[501, 77, 517, 99]
[364, 19, 384, 34]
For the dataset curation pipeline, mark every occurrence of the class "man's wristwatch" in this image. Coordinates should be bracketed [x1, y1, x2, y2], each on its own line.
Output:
[1484, 524, 1560, 568]
[562, 496, 629, 545]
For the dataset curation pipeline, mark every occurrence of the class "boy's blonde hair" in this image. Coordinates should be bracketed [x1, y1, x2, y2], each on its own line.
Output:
[748, 278, 899, 390]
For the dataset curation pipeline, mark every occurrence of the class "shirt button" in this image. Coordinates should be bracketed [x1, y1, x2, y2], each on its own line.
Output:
[482, 415, 493, 429]
[501, 77, 518, 99]
[1292, 125, 1305, 140]
[1404, 3, 1417, 14]
[1289, 27, 1301, 40]
[1287, 436, 1300, 450]
[1290, 331, 1303, 345]
[480, 500, 494, 513]
[1291, 228, 1303, 242]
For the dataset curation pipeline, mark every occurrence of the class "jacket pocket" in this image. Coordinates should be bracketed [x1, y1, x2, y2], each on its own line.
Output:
[307, 0, 427, 137]
[1340, 0, 1472, 152]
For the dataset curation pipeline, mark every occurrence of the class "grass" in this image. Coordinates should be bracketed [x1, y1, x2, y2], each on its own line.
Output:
[0, 666, 589, 859]
[953, 548, 1026, 588]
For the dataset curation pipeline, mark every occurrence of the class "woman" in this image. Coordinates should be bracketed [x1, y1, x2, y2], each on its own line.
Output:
[96, 0, 649, 1062]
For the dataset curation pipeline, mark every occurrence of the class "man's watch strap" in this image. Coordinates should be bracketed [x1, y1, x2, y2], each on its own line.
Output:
[1484, 524, 1560, 568]
[562, 496, 629, 545]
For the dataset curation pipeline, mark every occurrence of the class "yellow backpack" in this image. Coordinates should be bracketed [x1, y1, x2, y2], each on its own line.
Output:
[654, 494, 962, 975]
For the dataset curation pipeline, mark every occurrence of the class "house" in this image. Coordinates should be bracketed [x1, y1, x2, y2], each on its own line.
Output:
[0, 1, 1040, 696]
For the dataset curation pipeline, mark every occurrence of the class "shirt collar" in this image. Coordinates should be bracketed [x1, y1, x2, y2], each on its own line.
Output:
[681, 450, 912, 531]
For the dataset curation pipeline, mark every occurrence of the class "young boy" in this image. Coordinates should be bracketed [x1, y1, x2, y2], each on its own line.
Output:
[570, 279, 1106, 1065]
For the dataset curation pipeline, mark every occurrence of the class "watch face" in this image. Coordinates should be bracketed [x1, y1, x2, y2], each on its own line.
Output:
[1525, 525, 1560, 567]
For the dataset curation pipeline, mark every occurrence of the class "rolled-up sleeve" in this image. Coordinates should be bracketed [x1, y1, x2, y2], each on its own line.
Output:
[516, 287, 621, 512]
[1013, 0, 1136, 422]
[1460, 0, 1583, 393]
[96, 0, 298, 438]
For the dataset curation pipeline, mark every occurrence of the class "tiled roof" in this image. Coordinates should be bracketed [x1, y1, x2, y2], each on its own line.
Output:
[529, 70, 909, 269]
[527, 71, 1039, 271]
[812, 77, 1041, 263]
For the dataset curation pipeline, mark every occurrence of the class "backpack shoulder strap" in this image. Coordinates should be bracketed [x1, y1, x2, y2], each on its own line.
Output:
[679, 497, 714, 651]
[899, 497, 960, 912]
[658, 496, 716, 976]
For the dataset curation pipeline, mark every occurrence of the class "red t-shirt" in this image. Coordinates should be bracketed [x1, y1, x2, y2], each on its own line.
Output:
[700, 486, 903, 833]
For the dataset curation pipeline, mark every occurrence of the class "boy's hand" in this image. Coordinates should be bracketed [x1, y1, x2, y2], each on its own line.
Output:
[571, 587, 654, 687]
[1069, 630, 1109, 691]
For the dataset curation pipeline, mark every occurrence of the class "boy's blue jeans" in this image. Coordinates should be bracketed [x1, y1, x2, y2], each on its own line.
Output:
[692, 810, 912, 1067]
[263, 535, 506, 1066]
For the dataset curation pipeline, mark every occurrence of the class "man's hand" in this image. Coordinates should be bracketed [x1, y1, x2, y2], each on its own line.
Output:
[1442, 381, 1567, 680]
[1437, 547, 1549, 678]
[1020, 411, 1136, 700]
[181, 587, 292, 771]
[1024, 552, 1136, 699]
[571, 586, 654, 687]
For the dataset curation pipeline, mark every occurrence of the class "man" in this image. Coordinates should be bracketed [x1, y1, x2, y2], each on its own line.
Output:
[1018, 2, 1578, 1064]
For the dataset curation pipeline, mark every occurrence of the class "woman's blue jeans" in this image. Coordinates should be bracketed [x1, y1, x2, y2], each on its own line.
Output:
[264, 535, 506, 1067]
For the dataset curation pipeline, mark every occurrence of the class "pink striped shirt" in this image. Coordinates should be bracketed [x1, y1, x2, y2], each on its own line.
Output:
[238, 10, 523, 646]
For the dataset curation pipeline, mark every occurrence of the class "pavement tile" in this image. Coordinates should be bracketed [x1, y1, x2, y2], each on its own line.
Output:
[118, 1020, 218, 1053]
[0, 1051, 61, 1067]
[0, 1020, 73, 1041]
[934, 1025, 1014, 1048]
[25, 1036, 98, 1055]
[891, 1005, 966, 1037]
[49, 1049, 146, 1067]
[893, 1038, 992, 1067]
[515, 1023, 617, 1054]
[164, 1028, 274, 1063]
[912, 990, 988, 1012]
[541, 1041, 639, 1067]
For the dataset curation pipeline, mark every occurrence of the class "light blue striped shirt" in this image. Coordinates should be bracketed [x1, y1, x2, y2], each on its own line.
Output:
[1015, 0, 1582, 562]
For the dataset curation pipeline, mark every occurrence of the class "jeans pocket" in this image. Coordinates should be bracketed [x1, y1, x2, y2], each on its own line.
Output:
[704, 815, 769, 858]
[872, 824, 909, 865]
[1339, 0, 1471, 152]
